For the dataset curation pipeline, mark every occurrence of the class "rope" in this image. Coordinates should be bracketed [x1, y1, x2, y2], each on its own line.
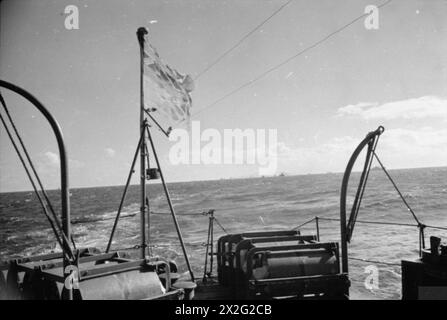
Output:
[295, 216, 447, 236]
[0, 110, 72, 260]
[373, 152, 422, 226]
[192, 0, 393, 118]
[194, 0, 294, 81]
[292, 217, 316, 230]
[0, 93, 76, 250]
[425, 224, 447, 231]
[149, 211, 208, 216]
[176, 212, 208, 216]
[349, 257, 401, 267]
[214, 217, 228, 234]
[347, 135, 380, 238]
[319, 217, 419, 228]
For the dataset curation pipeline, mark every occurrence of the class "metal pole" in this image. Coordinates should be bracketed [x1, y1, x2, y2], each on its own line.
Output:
[106, 128, 146, 253]
[203, 215, 211, 281]
[315, 216, 320, 242]
[418, 225, 425, 257]
[0, 80, 73, 299]
[339, 126, 384, 274]
[145, 144, 152, 256]
[210, 212, 214, 275]
[137, 27, 148, 259]
[146, 125, 195, 281]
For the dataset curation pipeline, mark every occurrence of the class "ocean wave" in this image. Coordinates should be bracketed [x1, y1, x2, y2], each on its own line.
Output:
[71, 212, 136, 224]
[2, 169, 447, 300]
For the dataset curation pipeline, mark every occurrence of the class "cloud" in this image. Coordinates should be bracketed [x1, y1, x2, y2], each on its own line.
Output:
[277, 127, 447, 174]
[378, 127, 447, 168]
[337, 96, 447, 120]
[105, 148, 116, 158]
[43, 151, 84, 168]
[44, 151, 60, 166]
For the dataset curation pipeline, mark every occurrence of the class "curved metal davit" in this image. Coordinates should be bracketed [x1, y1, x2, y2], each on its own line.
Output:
[0, 80, 72, 256]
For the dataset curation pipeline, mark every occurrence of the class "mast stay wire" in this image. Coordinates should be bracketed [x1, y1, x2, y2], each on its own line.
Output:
[194, 0, 294, 81]
[191, 0, 393, 118]
[0, 93, 77, 250]
[373, 151, 422, 226]
[0, 105, 74, 260]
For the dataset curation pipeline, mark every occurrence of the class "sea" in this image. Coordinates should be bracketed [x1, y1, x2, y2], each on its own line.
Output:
[1, 166, 447, 300]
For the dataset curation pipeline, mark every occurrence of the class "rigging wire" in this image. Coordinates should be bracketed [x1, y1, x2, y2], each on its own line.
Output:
[372, 151, 422, 225]
[347, 134, 381, 239]
[349, 257, 401, 267]
[191, 0, 393, 118]
[214, 217, 228, 234]
[0, 110, 72, 260]
[319, 217, 419, 228]
[294, 216, 447, 232]
[194, 0, 294, 81]
[0, 93, 77, 250]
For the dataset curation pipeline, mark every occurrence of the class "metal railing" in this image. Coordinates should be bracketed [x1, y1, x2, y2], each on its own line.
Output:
[293, 215, 447, 265]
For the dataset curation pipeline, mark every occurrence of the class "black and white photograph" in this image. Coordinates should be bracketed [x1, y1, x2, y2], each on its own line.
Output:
[1, 0, 447, 304]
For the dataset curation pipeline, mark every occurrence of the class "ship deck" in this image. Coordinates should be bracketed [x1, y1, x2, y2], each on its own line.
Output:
[195, 277, 233, 300]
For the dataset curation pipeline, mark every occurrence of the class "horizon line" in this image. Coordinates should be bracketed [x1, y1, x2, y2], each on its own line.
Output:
[1, 164, 446, 194]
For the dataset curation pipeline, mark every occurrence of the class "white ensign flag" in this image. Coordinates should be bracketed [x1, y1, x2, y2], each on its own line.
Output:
[142, 34, 194, 127]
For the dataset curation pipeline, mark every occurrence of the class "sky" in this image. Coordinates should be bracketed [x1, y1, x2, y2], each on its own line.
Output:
[1, 0, 447, 192]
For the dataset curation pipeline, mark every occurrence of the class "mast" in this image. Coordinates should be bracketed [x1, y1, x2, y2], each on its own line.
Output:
[135, 27, 194, 281]
[137, 27, 148, 259]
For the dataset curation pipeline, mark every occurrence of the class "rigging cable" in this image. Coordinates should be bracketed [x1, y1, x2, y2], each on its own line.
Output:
[347, 133, 381, 239]
[0, 109, 73, 261]
[192, 0, 393, 118]
[194, 0, 294, 81]
[0, 93, 76, 250]
[372, 151, 422, 226]
[349, 257, 400, 267]
[214, 217, 228, 234]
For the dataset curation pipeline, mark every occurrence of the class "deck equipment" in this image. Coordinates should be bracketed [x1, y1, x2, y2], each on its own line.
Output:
[216, 231, 348, 299]
[401, 237, 447, 299]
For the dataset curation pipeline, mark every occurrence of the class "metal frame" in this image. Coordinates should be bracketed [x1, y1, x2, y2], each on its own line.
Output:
[0, 80, 73, 299]
[248, 273, 349, 299]
[234, 235, 319, 272]
[217, 230, 301, 285]
[244, 242, 339, 280]
[243, 242, 345, 299]
[340, 126, 384, 274]
[217, 229, 347, 299]
[137, 27, 149, 259]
